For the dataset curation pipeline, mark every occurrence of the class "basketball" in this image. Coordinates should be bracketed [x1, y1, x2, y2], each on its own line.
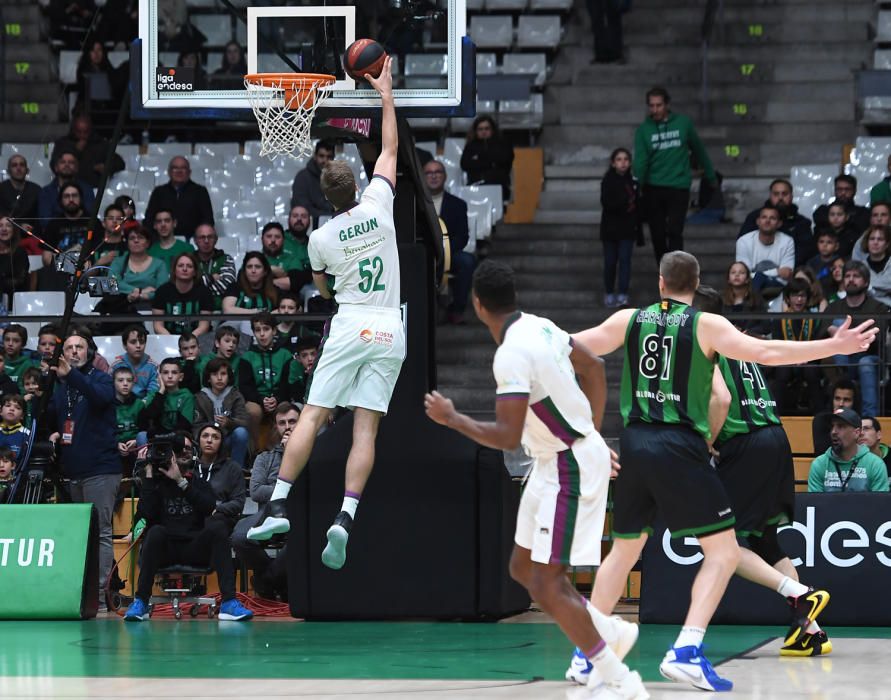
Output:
[343, 38, 387, 81]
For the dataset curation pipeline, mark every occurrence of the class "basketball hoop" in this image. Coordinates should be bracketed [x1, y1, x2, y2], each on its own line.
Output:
[243, 73, 336, 160]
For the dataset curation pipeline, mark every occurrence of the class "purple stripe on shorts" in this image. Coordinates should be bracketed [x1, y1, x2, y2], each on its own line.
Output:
[550, 450, 571, 565]
[497, 392, 529, 401]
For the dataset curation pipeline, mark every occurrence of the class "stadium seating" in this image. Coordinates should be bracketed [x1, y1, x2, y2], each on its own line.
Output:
[470, 16, 514, 49]
[191, 14, 233, 48]
[516, 15, 562, 49]
[13, 291, 65, 339]
[789, 164, 838, 224]
[501, 52, 547, 87]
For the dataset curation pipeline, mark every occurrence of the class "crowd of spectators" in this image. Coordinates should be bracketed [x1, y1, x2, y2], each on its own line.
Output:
[0, 105, 483, 611]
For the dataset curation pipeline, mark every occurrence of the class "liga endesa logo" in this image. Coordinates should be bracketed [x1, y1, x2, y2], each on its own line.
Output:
[359, 329, 373, 343]
[156, 67, 195, 92]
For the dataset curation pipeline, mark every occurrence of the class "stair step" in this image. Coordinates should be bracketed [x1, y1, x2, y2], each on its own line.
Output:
[5, 83, 60, 102]
[4, 101, 61, 123]
[0, 5, 42, 23]
[3, 60, 53, 82]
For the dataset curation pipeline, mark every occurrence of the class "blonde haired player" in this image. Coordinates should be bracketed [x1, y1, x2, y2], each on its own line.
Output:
[248, 57, 406, 571]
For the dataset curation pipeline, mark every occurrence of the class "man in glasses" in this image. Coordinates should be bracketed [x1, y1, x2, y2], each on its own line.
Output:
[423, 159, 475, 324]
[193, 223, 235, 309]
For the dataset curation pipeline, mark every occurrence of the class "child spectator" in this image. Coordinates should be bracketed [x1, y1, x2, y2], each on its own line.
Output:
[825, 201, 860, 257]
[178, 332, 201, 393]
[21, 366, 43, 424]
[194, 358, 251, 468]
[3, 324, 37, 388]
[139, 358, 194, 435]
[769, 266, 828, 313]
[111, 324, 159, 399]
[113, 366, 148, 475]
[91, 204, 128, 269]
[599, 147, 640, 308]
[274, 291, 319, 353]
[767, 278, 824, 415]
[240, 312, 292, 426]
[719, 261, 768, 336]
[0, 349, 20, 401]
[826, 256, 847, 303]
[806, 229, 841, 299]
[195, 325, 249, 388]
[36, 324, 59, 370]
[0, 447, 14, 500]
[285, 337, 318, 406]
[0, 394, 29, 459]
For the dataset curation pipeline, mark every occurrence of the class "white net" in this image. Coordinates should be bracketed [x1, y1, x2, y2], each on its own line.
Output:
[243, 74, 335, 160]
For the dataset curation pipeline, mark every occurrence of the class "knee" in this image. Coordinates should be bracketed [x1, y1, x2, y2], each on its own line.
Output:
[526, 568, 562, 605]
[707, 537, 741, 572]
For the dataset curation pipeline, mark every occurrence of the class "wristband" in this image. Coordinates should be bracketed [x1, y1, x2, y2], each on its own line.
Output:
[178, 478, 188, 490]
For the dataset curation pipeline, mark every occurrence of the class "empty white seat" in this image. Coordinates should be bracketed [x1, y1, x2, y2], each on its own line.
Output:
[116, 144, 141, 171]
[13, 291, 65, 339]
[404, 54, 448, 76]
[243, 141, 263, 157]
[208, 158, 257, 192]
[145, 334, 182, 362]
[517, 15, 562, 48]
[879, 11, 891, 42]
[415, 141, 437, 158]
[1, 143, 48, 165]
[502, 52, 547, 87]
[499, 93, 544, 129]
[107, 50, 129, 69]
[477, 53, 497, 75]
[194, 142, 241, 159]
[466, 0, 484, 9]
[73, 294, 100, 315]
[230, 198, 276, 224]
[470, 16, 514, 49]
[59, 50, 80, 85]
[242, 234, 262, 254]
[191, 14, 233, 47]
[215, 237, 240, 258]
[875, 50, 891, 70]
[486, 0, 528, 10]
[147, 143, 189, 159]
[93, 336, 122, 362]
[790, 164, 840, 223]
[158, 51, 179, 68]
[529, 0, 573, 9]
[27, 255, 43, 272]
[461, 184, 505, 223]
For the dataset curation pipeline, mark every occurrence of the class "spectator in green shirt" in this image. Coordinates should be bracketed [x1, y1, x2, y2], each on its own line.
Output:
[148, 208, 194, 273]
[808, 409, 889, 492]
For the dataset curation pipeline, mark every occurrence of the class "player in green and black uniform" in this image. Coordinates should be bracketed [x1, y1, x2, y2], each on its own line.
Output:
[572, 252, 878, 691]
[694, 286, 831, 657]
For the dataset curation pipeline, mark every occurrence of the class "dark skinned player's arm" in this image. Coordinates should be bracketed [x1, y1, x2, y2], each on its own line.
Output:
[569, 341, 607, 432]
[425, 389, 527, 451]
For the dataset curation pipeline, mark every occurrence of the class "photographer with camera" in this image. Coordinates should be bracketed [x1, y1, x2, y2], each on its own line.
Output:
[123, 432, 254, 622]
[47, 331, 121, 612]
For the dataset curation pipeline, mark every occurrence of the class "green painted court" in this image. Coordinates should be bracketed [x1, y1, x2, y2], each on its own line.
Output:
[2, 619, 889, 698]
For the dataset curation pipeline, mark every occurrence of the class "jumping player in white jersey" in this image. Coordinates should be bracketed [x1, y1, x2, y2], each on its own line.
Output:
[425, 260, 647, 700]
[248, 57, 406, 571]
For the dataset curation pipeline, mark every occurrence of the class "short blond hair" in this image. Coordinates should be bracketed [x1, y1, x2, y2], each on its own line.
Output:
[320, 161, 356, 210]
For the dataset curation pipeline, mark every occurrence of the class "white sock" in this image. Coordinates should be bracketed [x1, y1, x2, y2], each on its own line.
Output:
[806, 620, 822, 634]
[271, 479, 292, 502]
[341, 493, 360, 519]
[777, 576, 809, 599]
[586, 641, 627, 683]
[674, 626, 705, 650]
[585, 600, 618, 645]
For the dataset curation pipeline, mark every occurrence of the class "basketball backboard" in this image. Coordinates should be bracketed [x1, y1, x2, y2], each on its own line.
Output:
[135, 0, 474, 119]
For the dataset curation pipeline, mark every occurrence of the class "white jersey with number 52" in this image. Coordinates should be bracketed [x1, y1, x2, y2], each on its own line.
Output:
[307, 175, 400, 309]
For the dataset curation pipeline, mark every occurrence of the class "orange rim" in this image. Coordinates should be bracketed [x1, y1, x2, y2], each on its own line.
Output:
[244, 73, 336, 108]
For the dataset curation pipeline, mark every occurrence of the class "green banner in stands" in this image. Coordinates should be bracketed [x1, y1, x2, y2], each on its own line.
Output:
[0, 504, 98, 619]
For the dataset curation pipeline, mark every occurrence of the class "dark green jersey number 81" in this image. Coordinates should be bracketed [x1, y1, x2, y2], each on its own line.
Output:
[358, 256, 386, 293]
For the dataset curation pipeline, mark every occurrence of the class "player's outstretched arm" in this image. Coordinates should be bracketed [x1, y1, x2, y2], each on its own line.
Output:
[365, 56, 396, 185]
[571, 308, 636, 357]
[569, 343, 606, 431]
[699, 313, 878, 366]
[425, 390, 526, 451]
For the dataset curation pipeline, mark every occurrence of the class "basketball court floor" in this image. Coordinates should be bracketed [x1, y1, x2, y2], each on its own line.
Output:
[1, 618, 887, 699]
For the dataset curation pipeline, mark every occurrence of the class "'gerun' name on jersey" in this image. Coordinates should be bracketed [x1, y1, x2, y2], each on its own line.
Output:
[338, 218, 379, 241]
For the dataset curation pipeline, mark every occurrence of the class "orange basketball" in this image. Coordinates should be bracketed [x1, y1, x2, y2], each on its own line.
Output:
[343, 38, 387, 81]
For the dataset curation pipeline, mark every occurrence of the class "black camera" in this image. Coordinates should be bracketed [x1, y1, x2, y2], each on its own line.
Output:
[146, 431, 190, 471]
